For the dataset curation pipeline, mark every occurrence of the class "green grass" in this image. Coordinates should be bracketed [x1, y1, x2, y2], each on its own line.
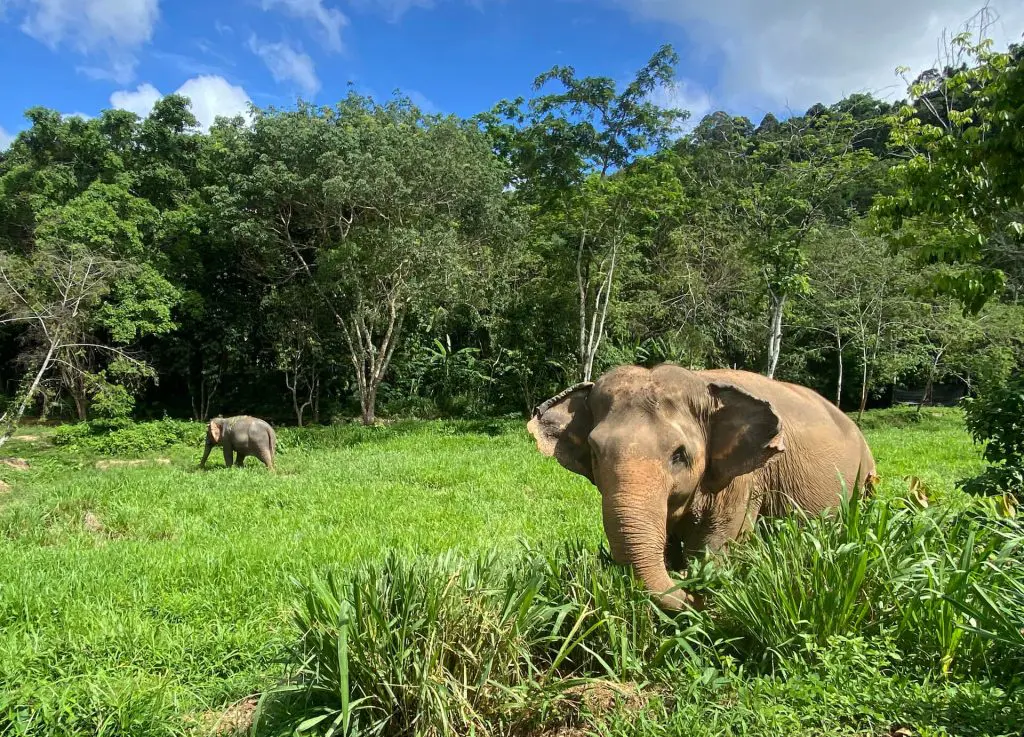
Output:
[0, 408, 1019, 736]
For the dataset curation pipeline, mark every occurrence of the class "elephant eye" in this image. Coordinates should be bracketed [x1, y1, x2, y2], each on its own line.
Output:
[671, 446, 691, 467]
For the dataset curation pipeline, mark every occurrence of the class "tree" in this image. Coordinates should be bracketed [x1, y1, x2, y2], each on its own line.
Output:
[487, 45, 688, 381]
[234, 94, 509, 425]
[0, 240, 165, 445]
[875, 18, 1024, 313]
[799, 226, 921, 417]
[696, 107, 878, 377]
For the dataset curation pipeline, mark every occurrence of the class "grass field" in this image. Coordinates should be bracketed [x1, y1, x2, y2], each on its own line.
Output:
[0, 408, 1020, 736]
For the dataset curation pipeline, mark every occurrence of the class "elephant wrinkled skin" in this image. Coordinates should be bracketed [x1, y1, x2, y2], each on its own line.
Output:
[528, 364, 878, 610]
[200, 415, 277, 470]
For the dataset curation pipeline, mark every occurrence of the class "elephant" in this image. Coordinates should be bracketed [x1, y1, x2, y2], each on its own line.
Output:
[200, 415, 277, 470]
[527, 364, 878, 610]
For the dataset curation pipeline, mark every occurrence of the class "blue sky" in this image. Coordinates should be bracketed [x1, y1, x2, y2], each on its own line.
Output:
[1, 0, 1022, 148]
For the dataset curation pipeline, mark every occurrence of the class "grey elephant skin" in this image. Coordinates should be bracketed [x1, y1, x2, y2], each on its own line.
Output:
[528, 364, 878, 610]
[200, 416, 277, 470]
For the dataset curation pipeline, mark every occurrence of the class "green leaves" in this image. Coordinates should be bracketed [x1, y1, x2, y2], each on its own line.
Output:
[875, 32, 1024, 313]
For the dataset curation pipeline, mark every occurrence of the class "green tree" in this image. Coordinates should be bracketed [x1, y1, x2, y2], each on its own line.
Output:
[234, 94, 509, 424]
[875, 25, 1024, 312]
[487, 45, 687, 381]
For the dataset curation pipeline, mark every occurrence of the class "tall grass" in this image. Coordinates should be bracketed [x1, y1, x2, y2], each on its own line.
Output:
[704, 486, 1024, 674]
[268, 491, 1024, 736]
[258, 544, 707, 736]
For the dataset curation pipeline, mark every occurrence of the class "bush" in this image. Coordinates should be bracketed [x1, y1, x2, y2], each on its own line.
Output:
[961, 372, 1024, 496]
[50, 417, 205, 455]
[258, 543, 706, 737]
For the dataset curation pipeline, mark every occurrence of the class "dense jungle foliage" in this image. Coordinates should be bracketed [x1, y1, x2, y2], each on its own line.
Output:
[2, 32, 1022, 433]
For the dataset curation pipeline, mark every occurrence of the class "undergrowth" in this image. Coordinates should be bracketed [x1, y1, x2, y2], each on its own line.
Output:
[262, 490, 1024, 737]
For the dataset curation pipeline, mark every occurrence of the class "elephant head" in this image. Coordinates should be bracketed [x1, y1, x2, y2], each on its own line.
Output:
[527, 365, 785, 610]
[200, 417, 226, 468]
[207, 417, 225, 445]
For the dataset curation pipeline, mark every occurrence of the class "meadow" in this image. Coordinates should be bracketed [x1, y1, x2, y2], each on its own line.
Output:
[0, 409, 1021, 736]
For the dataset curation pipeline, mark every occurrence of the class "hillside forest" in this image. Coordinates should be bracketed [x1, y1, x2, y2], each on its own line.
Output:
[1, 26, 1023, 437]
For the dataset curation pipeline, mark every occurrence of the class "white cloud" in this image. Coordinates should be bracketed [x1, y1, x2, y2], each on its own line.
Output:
[405, 89, 438, 113]
[347, 0, 486, 22]
[0, 126, 15, 150]
[249, 36, 320, 96]
[261, 0, 348, 51]
[110, 83, 162, 118]
[177, 76, 252, 129]
[7, 0, 160, 83]
[349, 0, 436, 21]
[648, 78, 712, 132]
[63, 111, 92, 120]
[109, 75, 252, 131]
[615, 0, 1024, 112]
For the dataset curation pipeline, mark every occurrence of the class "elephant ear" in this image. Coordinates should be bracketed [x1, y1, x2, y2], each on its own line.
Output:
[704, 382, 784, 492]
[208, 420, 223, 444]
[527, 383, 595, 482]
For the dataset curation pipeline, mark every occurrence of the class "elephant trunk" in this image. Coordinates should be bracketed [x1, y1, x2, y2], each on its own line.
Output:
[601, 461, 696, 611]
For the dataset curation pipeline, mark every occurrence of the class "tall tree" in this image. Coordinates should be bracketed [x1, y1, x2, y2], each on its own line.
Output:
[234, 94, 509, 424]
[487, 45, 688, 380]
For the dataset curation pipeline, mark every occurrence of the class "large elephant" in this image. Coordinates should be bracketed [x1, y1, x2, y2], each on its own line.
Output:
[528, 364, 877, 610]
[200, 415, 277, 470]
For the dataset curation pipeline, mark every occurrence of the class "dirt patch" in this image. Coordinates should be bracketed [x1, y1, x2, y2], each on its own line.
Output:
[95, 458, 171, 470]
[0, 480, 10, 494]
[562, 681, 646, 716]
[14, 434, 40, 442]
[198, 696, 260, 736]
[83, 512, 104, 533]
[0, 458, 29, 471]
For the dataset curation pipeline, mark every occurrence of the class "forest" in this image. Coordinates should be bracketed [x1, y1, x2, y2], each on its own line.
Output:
[1, 30, 1022, 436]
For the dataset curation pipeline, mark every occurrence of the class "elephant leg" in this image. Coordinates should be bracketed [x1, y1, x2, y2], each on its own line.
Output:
[223, 444, 234, 468]
[255, 447, 274, 470]
[235, 452, 247, 467]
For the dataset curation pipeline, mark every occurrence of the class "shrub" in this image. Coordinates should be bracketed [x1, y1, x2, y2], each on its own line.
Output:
[961, 372, 1024, 496]
[703, 486, 1023, 674]
[257, 543, 706, 737]
[50, 417, 205, 455]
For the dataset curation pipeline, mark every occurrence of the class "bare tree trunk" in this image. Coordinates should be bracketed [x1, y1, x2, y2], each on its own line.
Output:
[835, 330, 844, 407]
[344, 295, 405, 427]
[581, 241, 618, 382]
[311, 377, 321, 425]
[766, 291, 786, 379]
[858, 344, 870, 424]
[576, 221, 590, 381]
[0, 338, 59, 448]
[918, 349, 943, 416]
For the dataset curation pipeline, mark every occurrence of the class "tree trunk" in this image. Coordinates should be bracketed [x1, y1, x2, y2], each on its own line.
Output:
[766, 292, 786, 379]
[835, 331, 844, 407]
[918, 349, 943, 416]
[581, 240, 618, 382]
[71, 388, 88, 422]
[857, 349, 871, 424]
[361, 386, 377, 426]
[344, 296, 405, 427]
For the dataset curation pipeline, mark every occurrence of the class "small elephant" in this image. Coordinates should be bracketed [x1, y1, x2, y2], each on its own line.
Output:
[200, 415, 277, 470]
[528, 364, 878, 610]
